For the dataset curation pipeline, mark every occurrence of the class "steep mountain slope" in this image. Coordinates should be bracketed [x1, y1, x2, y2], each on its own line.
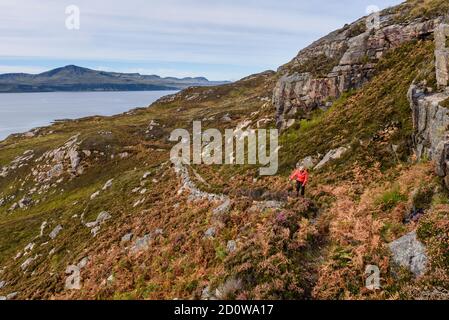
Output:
[0, 65, 228, 93]
[1, 0, 449, 300]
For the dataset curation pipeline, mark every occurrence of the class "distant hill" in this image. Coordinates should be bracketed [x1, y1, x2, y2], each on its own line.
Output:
[0, 65, 229, 93]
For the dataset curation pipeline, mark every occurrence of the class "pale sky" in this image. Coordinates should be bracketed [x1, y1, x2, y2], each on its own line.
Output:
[0, 0, 403, 80]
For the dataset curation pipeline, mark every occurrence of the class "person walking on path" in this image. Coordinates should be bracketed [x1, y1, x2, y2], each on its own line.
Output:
[289, 165, 309, 197]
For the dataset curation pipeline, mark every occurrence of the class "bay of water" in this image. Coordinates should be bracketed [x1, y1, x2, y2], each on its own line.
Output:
[0, 91, 178, 141]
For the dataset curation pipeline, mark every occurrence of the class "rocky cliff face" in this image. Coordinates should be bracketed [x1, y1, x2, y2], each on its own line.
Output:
[409, 85, 449, 186]
[273, 11, 435, 130]
[408, 24, 449, 187]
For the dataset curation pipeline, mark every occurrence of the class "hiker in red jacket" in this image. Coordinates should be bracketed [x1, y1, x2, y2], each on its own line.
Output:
[289, 165, 309, 197]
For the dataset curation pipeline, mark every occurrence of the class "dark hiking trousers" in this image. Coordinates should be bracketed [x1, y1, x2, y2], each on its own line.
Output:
[295, 181, 305, 196]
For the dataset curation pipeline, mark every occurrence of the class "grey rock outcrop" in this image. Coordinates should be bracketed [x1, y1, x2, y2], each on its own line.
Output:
[314, 146, 350, 170]
[121, 232, 133, 244]
[173, 162, 227, 202]
[68, 149, 80, 171]
[435, 24, 449, 88]
[102, 179, 114, 191]
[204, 227, 216, 239]
[90, 191, 100, 200]
[0, 150, 34, 178]
[47, 164, 64, 179]
[39, 221, 47, 237]
[0, 292, 18, 300]
[273, 13, 435, 130]
[249, 200, 284, 212]
[18, 197, 32, 209]
[49, 225, 63, 239]
[226, 240, 237, 253]
[389, 231, 427, 277]
[297, 156, 318, 169]
[85, 211, 112, 237]
[408, 84, 449, 186]
[33, 134, 83, 183]
[201, 278, 243, 300]
[213, 199, 231, 215]
[20, 254, 40, 271]
[20, 258, 34, 271]
[130, 234, 151, 254]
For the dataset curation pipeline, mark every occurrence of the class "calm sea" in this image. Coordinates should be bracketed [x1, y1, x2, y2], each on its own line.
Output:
[0, 91, 178, 140]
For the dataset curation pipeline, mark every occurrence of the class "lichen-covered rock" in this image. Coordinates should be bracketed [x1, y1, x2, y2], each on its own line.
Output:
[47, 164, 64, 179]
[20, 258, 34, 271]
[18, 197, 32, 209]
[389, 231, 427, 277]
[49, 225, 63, 239]
[204, 227, 216, 239]
[213, 198, 231, 215]
[20, 254, 40, 271]
[68, 149, 80, 171]
[121, 232, 133, 244]
[85, 211, 111, 229]
[435, 24, 449, 88]
[102, 179, 113, 191]
[314, 146, 350, 170]
[4, 292, 18, 300]
[214, 277, 243, 299]
[0, 150, 34, 178]
[23, 242, 35, 254]
[173, 162, 227, 202]
[249, 200, 284, 212]
[90, 191, 100, 200]
[39, 221, 47, 237]
[77, 257, 89, 269]
[130, 234, 151, 254]
[226, 240, 237, 253]
[201, 286, 217, 300]
[297, 156, 318, 169]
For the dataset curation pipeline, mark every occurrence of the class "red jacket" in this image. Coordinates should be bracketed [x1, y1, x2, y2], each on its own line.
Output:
[290, 169, 309, 185]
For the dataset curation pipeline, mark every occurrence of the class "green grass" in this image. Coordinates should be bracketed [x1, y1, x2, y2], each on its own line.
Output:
[375, 185, 407, 210]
